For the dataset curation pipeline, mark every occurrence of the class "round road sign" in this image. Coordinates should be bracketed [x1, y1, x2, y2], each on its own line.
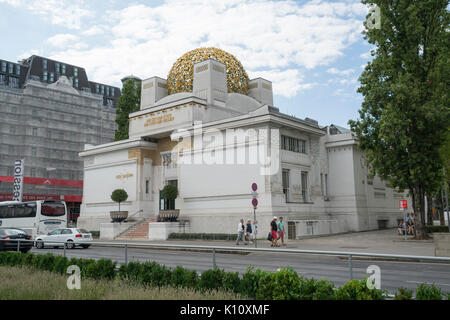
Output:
[252, 198, 258, 208]
[251, 183, 258, 192]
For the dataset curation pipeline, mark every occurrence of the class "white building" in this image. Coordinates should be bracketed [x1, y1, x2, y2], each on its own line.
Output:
[78, 48, 409, 239]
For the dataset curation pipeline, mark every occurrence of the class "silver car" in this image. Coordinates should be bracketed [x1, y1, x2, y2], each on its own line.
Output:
[35, 228, 92, 249]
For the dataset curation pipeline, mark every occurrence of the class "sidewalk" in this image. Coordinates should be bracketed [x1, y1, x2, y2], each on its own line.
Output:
[93, 229, 436, 257]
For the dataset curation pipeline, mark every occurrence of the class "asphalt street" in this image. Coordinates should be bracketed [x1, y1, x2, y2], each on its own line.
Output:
[30, 245, 450, 294]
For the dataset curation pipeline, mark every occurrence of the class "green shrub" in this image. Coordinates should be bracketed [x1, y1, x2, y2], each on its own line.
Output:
[168, 233, 237, 240]
[222, 271, 241, 293]
[241, 266, 262, 299]
[425, 226, 449, 233]
[270, 267, 302, 300]
[415, 283, 443, 300]
[199, 268, 224, 291]
[37, 254, 55, 271]
[394, 287, 413, 300]
[311, 279, 336, 300]
[52, 256, 69, 274]
[334, 278, 386, 300]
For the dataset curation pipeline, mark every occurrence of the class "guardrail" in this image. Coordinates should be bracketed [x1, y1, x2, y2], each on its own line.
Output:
[2, 238, 450, 282]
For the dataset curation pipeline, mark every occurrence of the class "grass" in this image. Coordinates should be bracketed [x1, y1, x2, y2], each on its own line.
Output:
[0, 266, 244, 300]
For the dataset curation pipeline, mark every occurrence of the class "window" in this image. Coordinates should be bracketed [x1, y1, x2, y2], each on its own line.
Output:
[301, 171, 308, 202]
[282, 169, 290, 202]
[145, 180, 150, 194]
[101, 85, 104, 95]
[0, 74, 5, 85]
[61, 64, 66, 74]
[49, 72, 54, 82]
[281, 135, 306, 154]
[41, 202, 65, 217]
[9, 126, 15, 134]
[48, 229, 62, 236]
[8, 63, 13, 73]
[0, 203, 37, 219]
[15, 65, 20, 75]
[43, 71, 48, 81]
[1, 61, 6, 72]
[74, 78, 78, 88]
[30, 168, 36, 177]
[107, 98, 114, 107]
[55, 63, 60, 73]
[42, 59, 47, 69]
[111, 87, 115, 96]
[31, 147, 37, 156]
[8, 77, 19, 88]
[32, 128, 38, 136]
[106, 86, 109, 96]
[74, 67, 78, 77]
[61, 229, 72, 234]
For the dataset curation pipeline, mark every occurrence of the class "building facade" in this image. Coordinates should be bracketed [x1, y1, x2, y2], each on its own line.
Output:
[0, 55, 121, 219]
[78, 48, 410, 237]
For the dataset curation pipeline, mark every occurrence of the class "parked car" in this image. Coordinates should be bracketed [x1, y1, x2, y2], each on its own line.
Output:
[0, 227, 33, 253]
[35, 228, 92, 249]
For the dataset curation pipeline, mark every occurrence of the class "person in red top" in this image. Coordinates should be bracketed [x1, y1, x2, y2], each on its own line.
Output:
[270, 216, 279, 247]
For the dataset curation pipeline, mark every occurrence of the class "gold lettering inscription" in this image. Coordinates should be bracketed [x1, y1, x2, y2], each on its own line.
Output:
[143, 82, 154, 89]
[144, 113, 174, 127]
[116, 173, 133, 179]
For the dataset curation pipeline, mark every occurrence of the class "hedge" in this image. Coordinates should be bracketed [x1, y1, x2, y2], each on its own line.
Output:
[0, 251, 448, 300]
[425, 226, 449, 233]
[168, 233, 237, 240]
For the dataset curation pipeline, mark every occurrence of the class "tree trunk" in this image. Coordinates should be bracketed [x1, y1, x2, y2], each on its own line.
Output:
[412, 187, 428, 240]
[426, 196, 433, 226]
[440, 189, 446, 226]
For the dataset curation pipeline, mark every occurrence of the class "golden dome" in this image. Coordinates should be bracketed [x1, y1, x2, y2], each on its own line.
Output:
[167, 47, 249, 95]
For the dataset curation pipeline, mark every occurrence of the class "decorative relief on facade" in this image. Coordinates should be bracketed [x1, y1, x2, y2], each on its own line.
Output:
[262, 83, 272, 90]
[143, 82, 154, 89]
[128, 149, 154, 165]
[195, 64, 209, 73]
[212, 64, 225, 73]
[248, 83, 258, 90]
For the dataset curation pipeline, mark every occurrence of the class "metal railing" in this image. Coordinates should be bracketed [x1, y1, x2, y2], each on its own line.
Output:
[2, 239, 450, 282]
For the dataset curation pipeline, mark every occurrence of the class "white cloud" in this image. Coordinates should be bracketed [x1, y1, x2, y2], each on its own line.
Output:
[45, 0, 367, 98]
[81, 25, 105, 36]
[0, 0, 94, 29]
[327, 67, 355, 76]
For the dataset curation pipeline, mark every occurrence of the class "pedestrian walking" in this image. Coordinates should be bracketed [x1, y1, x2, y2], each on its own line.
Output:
[277, 216, 286, 246]
[245, 219, 253, 243]
[236, 218, 248, 245]
[252, 220, 258, 241]
[270, 216, 279, 247]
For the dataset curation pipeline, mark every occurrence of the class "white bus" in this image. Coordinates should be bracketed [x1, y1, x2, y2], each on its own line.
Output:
[0, 200, 67, 238]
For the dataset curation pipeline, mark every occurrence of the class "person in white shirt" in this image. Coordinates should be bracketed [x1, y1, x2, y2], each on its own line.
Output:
[236, 218, 248, 245]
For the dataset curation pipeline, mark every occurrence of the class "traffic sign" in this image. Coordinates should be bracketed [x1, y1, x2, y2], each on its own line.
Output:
[252, 198, 258, 208]
[251, 183, 258, 192]
[399, 200, 408, 209]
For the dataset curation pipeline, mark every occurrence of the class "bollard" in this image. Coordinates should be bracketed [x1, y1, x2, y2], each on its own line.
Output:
[348, 254, 353, 280]
[212, 248, 216, 269]
[63, 242, 66, 257]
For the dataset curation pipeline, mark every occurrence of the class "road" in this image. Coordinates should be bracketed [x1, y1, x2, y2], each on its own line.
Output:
[30, 245, 450, 294]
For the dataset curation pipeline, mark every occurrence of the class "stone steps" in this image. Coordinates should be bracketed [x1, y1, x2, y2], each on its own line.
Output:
[115, 217, 157, 240]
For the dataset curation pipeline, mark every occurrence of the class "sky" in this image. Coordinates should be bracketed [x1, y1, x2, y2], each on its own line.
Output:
[0, 0, 374, 128]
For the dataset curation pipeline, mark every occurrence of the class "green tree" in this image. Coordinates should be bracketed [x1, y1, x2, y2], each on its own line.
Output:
[349, 0, 450, 239]
[111, 189, 128, 212]
[114, 79, 141, 141]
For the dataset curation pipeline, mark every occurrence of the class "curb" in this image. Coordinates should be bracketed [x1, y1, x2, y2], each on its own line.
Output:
[337, 255, 450, 264]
